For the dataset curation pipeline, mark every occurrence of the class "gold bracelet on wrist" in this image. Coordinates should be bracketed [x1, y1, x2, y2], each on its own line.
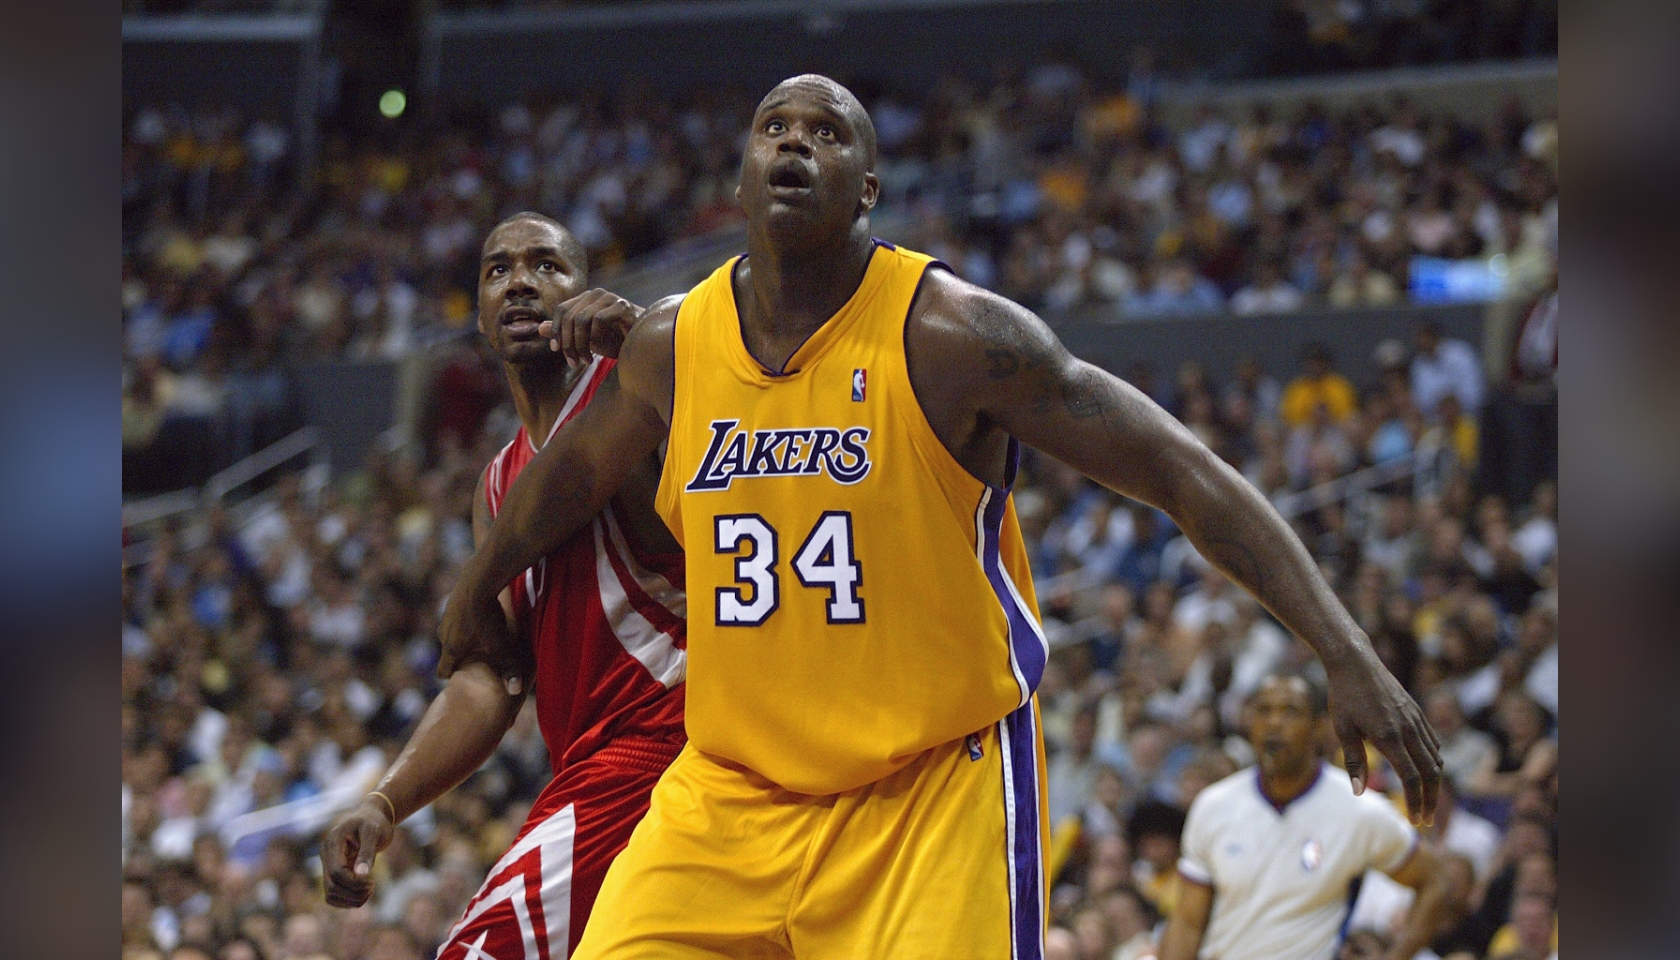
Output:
[366, 790, 398, 823]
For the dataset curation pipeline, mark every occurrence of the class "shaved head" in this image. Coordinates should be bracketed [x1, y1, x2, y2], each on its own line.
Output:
[757, 74, 877, 171]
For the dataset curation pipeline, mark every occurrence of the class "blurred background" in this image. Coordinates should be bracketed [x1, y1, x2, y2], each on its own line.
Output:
[120, 2, 1557, 959]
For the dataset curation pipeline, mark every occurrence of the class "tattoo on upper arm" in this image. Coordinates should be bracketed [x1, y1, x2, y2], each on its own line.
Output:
[972, 300, 1055, 376]
[967, 295, 1122, 433]
[985, 348, 1020, 380]
[1061, 366, 1109, 421]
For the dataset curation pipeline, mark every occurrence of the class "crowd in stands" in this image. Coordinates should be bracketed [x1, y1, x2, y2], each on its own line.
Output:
[123, 61, 1556, 486]
[122, 300, 1557, 959]
[1017, 332, 1557, 959]
[123, 28, 1557, 960]
[889, 66, 1556, 320]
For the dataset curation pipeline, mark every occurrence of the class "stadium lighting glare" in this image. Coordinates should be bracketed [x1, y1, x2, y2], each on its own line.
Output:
[379, 89, 407, 119]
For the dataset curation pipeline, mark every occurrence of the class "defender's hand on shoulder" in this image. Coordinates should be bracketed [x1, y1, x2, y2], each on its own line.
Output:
[540, 288, 644, 364]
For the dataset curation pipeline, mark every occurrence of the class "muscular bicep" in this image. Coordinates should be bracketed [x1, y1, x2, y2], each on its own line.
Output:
[952, 289, 1214, 511]
[1002, 356, 1207, 509]
[614, 294, 681, 427]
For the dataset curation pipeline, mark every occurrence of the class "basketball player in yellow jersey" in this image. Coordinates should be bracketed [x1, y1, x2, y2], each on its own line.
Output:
[439, 75, 1443, 959]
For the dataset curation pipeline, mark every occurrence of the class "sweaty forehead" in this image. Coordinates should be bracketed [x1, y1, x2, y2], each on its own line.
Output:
[758, 77, 860, 121]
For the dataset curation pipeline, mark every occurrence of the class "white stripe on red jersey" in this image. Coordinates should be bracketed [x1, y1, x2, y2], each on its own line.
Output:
[482, 355, 686, 772]
[438, 802, 577, 959]
[592, 507, 686, 688]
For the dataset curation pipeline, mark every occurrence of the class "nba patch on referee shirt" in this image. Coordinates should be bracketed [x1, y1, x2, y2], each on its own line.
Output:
[852, 368, 867, 401]
[1300, 839, 1323, 872]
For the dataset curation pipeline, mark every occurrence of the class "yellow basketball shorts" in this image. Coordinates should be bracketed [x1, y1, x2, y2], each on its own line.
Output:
[572, 702, 1048, 960]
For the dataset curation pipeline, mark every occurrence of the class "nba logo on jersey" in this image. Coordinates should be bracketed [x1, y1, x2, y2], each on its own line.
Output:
[965, 733, 983, 761]
[1300, 839, 1323, 872]
[852, 368, 867, 402]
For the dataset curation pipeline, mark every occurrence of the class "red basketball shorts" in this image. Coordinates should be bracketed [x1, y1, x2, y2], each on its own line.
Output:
[435, 736, 683, 960]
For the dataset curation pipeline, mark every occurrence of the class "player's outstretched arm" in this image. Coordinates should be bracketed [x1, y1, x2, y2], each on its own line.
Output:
[323, 661, 524, 908]
[437, 297, 680, 686]
[917, 273, 1441, 823]
[327, 469, 531, 908]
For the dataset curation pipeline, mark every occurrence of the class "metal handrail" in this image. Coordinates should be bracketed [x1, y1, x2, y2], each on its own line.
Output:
[1029, 450, 1427, 599]
[216, 748, 388, 854]
[121, 426, 322, 530]
[217, 782, 366, 856]
[1273, 449, 1426, 519]
[204, 426, 321, 503]
[120, 489, 203, 530]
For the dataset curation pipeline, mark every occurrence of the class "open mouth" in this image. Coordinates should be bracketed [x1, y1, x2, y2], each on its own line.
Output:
[767, 161, 814, 195]
[500, 305, 545, 338]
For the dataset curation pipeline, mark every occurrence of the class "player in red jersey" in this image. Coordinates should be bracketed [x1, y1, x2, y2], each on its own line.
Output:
[322, 212, 684, 959]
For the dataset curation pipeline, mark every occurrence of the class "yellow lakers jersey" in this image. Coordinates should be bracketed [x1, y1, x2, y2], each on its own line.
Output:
[656, 241, 1048, 795]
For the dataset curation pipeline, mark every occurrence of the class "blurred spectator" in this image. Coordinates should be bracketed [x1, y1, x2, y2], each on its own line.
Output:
[1489, 893, 1558, 960]
[1425, 393, 1481, 474]
[1126, 799, 1187, 916]
[1326, 252, 1401, 309]
[1285, 397, 1357, 488]
[1467, 691, 1557, 798]
[1280, 343, 1358, 428]
[1042, 926, 1077, 960]
[1509, 480, 1556, 574]
[1048, 708, 1115, 827]
[1426, 688, 1498, 796]
[1427, 778, 1503, 881]
[1516, 605, 1558, 718]
[1478, 282, 1556, 508]
[1104, 886, 1160, 960]
[1221, 356, 1282, 426]
[1412, 321, 1485, 418]
[1123, 258, 1226, 317]
[1230, 260, 1305, 315]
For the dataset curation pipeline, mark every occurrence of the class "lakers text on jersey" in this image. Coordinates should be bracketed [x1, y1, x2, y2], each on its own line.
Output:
[655, 240, 1049, 796]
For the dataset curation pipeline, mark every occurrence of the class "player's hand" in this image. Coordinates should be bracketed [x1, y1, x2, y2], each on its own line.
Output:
[1325, 647, 1442, 825]
[322, 796, 396, 909]
[437, 577, 525, 695]
[539, 288, 644, 365]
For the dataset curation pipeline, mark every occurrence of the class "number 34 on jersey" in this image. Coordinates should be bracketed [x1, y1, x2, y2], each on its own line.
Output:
[713, 512, 863, 627]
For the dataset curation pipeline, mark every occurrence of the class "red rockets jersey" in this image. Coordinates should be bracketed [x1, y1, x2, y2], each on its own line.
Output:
[484, 356, 687, 774]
